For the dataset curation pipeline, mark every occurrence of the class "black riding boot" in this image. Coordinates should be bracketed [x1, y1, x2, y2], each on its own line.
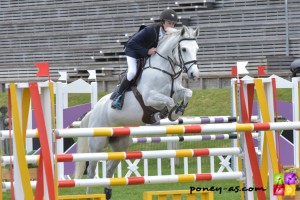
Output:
[111, 76, 131, 110]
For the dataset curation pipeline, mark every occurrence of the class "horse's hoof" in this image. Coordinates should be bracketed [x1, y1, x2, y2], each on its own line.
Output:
[104, 187, 112, 200]
[168, 104, 184, 121]
[168, 111, 180, 121]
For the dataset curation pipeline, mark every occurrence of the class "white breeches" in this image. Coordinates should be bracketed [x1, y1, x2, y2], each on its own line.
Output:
[126, 56, 137, 81]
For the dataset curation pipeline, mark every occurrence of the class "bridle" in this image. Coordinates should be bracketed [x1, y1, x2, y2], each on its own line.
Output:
[176, 38, 198, 73]
[145, 38, 197, 79]
[143, 38, 198, 97]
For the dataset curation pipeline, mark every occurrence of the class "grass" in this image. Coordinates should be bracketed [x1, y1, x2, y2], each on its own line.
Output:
[0, 88, 292, 199]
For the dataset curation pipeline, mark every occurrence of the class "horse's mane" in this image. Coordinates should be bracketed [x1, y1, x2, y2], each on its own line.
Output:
[158, 26, 195, 48]
[157, 28, 179, 47]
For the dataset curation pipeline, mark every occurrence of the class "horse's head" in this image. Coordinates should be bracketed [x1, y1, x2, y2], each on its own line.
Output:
[159, 26, 200, 79]
[175, 26, 200, 79]
[152, 26, 200, 81]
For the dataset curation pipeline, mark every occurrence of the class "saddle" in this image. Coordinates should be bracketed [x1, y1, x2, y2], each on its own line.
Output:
[110, 58, 160, 124]
[110, 58, 144, 99]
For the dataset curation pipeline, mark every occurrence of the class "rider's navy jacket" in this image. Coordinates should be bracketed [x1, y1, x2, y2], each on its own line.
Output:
[125, 23, 161, 59]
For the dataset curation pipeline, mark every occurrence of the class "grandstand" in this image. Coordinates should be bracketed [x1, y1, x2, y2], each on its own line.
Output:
[0, 0, 298, 91]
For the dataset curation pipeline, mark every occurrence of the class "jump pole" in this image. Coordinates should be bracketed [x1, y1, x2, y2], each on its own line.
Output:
[2, 147, 242, 165]
[1, 133, 259, 165]
[71, 115, 260, 127]
[1, 121, 299, 138]
[53, 121, 300, 137]
[3, 171, 243, 189]
[131, 133, 259, 143]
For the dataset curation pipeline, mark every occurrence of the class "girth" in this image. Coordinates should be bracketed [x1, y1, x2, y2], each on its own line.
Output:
[131, 86, 160, 124]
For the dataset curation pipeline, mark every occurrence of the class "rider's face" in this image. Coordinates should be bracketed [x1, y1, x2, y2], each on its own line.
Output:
[163, 20, 176, 30]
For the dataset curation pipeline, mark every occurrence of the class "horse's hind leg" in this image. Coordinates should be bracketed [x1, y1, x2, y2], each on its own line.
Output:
[104, 136, 132, 200]
[86, 160, 98, 194]
[103, 160, 121, 200]
[86, 137, 108, 194]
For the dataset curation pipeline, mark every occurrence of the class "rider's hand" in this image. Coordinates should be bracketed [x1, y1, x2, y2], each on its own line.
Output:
[148, 47, 157, 55]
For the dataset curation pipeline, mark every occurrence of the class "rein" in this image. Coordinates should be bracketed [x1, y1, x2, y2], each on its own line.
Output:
[143, 38, 197, 97]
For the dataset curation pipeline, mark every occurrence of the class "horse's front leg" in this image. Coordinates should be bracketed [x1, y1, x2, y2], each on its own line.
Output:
[168, 87, 193, 121]
[144, 90, 176, 119]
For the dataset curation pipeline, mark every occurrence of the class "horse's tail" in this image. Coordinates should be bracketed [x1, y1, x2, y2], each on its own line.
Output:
[74, 112, 91, 179]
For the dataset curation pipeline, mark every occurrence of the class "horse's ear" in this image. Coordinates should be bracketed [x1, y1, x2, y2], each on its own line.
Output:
[193, 27, 200, 37]
[180, 25, 188, 36]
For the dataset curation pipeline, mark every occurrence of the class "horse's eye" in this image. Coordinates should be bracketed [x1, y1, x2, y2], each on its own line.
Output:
[182, 48, 186, 52]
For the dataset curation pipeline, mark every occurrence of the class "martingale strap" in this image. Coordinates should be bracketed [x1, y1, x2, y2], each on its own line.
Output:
[131, 86, 160, 124]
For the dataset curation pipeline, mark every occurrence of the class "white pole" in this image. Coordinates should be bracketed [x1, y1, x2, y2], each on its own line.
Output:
[230, 78, 239, 172]
[91, 82, 98, 108]
[144, 159, 148, 176]
[56, 82, 65, 180]
[292, 77, 300, 168]
[196, 157, 201, 173]
[26, 103, 33, 153]
[157, 158, 162, 176]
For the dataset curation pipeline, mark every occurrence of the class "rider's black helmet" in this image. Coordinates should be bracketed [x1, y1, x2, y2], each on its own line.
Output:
[159, 9, 178, 23]
[290, 58, 300, 77]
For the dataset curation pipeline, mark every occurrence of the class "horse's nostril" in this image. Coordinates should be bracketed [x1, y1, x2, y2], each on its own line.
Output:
[191, 72, 194, 78]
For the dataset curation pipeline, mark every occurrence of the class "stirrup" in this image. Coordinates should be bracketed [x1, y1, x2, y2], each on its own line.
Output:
[111, 95, 123, 110]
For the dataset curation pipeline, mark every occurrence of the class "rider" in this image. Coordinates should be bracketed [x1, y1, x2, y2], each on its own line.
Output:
[111, 8, 178, 110]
